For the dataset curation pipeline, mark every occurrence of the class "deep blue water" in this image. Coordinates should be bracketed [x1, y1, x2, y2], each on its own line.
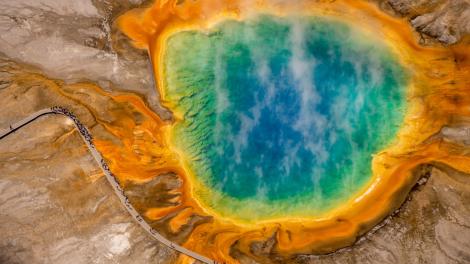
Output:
[164, 15, 406, 213]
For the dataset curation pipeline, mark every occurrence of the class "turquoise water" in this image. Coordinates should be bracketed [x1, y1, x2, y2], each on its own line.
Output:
[163, 15, 406, 218]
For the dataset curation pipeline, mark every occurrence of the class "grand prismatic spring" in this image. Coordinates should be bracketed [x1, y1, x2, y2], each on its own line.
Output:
[111, 0, 470, 262]
[1, 0, 469, 263]
[163, 15, 407, 221]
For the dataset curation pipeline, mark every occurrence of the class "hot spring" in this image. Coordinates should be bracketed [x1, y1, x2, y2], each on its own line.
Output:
[163, 15, 407, 221]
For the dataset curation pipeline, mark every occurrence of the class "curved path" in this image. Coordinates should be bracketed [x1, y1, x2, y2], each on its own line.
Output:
[0, 106, 217, 264]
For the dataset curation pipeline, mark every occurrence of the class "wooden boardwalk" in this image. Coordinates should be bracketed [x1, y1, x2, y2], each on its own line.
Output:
[0, 107, 217, 264]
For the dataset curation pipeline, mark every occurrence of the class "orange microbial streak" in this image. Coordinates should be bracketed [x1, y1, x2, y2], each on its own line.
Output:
[110, 0, 470, 263]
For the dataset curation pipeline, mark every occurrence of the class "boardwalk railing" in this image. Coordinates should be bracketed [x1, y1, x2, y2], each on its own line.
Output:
[0, 107, 217, 264]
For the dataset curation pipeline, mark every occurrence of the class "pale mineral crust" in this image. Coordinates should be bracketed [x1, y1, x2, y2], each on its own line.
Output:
[376, 0, 470, 44]
[0, 114, 178, 264]
[0, 0, 171, 119]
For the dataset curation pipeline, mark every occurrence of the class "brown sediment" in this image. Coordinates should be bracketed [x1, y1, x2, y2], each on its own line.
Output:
[98, 0, 470, 263]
